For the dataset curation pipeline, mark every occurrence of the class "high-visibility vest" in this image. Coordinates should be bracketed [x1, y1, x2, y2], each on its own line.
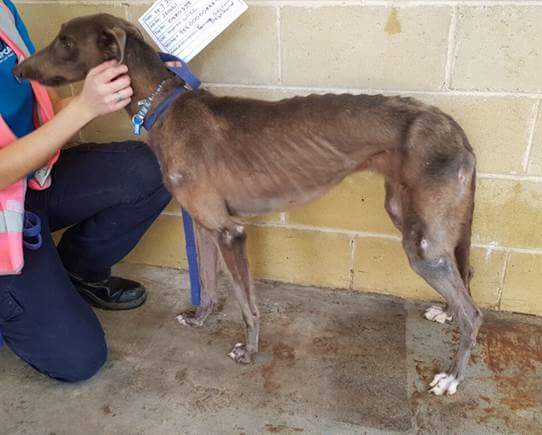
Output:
[0, 1, 59, 275]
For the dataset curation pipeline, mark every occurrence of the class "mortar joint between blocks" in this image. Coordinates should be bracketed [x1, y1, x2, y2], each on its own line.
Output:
[348, 238, 356, 290]
[204, 82, 542, 100]
[443, 5, 458, 91]
[17, 1, 542, 6]
[276, 6, 282, 84]
[496, 250, 512, 311]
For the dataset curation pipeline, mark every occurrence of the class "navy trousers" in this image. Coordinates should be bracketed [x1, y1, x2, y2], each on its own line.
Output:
[0, 141, 171, 382]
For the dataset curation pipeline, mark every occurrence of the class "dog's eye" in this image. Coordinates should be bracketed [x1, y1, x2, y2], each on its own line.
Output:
[59, 36, 73, 50]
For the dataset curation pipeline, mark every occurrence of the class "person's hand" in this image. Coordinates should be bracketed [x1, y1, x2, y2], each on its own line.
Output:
[72, 60, 133, 122]
[165, 61, 182, 69]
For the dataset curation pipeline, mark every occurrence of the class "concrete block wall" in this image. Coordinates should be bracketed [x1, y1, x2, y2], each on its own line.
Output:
[15, 0, 542, 316]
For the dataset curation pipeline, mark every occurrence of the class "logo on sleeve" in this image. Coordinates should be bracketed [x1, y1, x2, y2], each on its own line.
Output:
[0, 45, 15, 64]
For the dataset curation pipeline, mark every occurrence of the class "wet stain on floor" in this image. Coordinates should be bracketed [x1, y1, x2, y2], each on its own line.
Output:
[264, 423, 304, 433]
[407, 309, 542, 434]
[473, 315, 542, 432]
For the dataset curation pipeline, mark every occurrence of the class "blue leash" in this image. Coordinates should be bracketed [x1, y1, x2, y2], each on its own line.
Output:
[23, 211, 42, 250]
[157, 52, 201, 90]
[132, 52, 202, 306]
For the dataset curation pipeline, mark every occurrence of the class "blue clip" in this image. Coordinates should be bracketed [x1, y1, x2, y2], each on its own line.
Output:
[23, 211, 42, 250]
[132, 114, 144, 136]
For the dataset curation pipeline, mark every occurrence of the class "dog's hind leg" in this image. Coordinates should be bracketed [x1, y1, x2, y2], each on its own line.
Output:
[455, 220, 474, 293]
[403, 228, 482, 394]
[384, 180, 454, 324]
[423, 181, 475, 326]
[217, 224, 260, 364]
[177, 223, 219, 327]
[401, 178, 481, 395]
[424, 225, 474, 324]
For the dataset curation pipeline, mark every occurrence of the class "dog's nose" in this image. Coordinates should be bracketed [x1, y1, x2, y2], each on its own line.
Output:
[12, 65, 24, 83]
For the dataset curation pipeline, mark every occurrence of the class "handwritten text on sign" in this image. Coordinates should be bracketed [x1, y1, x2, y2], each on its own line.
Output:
[139, 0, 248, 62]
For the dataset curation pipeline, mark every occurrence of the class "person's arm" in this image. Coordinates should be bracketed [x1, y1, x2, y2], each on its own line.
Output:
[48, 87, 73, 114]
[0, 60, 133, 190]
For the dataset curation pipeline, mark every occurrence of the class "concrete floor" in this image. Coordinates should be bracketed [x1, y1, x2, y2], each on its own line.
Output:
[1, 263, 541, 435]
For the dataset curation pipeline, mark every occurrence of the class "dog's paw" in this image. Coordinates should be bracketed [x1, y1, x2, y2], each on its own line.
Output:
[228, 342, 253, 364]
[429, 373, 459, 395]
[424, 305, 453, 324]
[176, 313, 204, 328]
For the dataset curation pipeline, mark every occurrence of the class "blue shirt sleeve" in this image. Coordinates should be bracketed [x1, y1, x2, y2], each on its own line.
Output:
[3, 0, 36, 54]
[0, 0, 36, 137]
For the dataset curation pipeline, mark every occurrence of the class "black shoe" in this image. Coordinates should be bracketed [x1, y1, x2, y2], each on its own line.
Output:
[68, 272, 147, 311]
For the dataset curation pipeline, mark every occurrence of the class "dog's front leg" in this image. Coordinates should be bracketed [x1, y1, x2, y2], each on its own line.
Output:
[218, 225, 260, 364]
[177, 223, 219, 327]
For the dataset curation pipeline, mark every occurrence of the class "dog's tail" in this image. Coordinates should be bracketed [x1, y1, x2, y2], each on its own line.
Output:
[455, 134, 476, 290]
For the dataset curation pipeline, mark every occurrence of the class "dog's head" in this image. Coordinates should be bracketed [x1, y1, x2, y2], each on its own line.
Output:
[13, 13, 143, 86]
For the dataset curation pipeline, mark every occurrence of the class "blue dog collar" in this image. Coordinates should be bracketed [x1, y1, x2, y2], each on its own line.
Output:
[131, 53, 201, 136]
[131, 79, 167, 135]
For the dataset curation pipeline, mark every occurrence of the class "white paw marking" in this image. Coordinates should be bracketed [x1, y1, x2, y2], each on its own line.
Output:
[176, 314, 188, 326]
[424, 305, 453, 324]
[429, 372, 459, 395]
[228, 342, 245, 359]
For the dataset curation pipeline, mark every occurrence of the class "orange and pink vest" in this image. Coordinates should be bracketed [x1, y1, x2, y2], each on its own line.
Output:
[0, 2, 59, 275]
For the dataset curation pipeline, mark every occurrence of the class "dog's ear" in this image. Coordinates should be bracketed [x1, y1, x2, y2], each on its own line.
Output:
[99, 27, 127, 63]
[124, 22, 144, 42]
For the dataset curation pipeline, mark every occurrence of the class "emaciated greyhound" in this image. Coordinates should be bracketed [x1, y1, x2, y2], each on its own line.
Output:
[14, 14, 483, 396]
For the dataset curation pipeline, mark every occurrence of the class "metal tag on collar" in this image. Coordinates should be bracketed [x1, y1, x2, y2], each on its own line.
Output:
[137, 99, 151, 116]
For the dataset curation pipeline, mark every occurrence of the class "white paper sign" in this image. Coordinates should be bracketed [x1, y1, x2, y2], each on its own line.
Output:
[139, 0, 248, 62]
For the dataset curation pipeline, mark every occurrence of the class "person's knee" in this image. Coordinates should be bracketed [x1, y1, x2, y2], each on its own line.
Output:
[113, 141, 171, 207]
[28, 322, 109, 383]
[54, 336, 108, 383]
[123, 141, 165, 194]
